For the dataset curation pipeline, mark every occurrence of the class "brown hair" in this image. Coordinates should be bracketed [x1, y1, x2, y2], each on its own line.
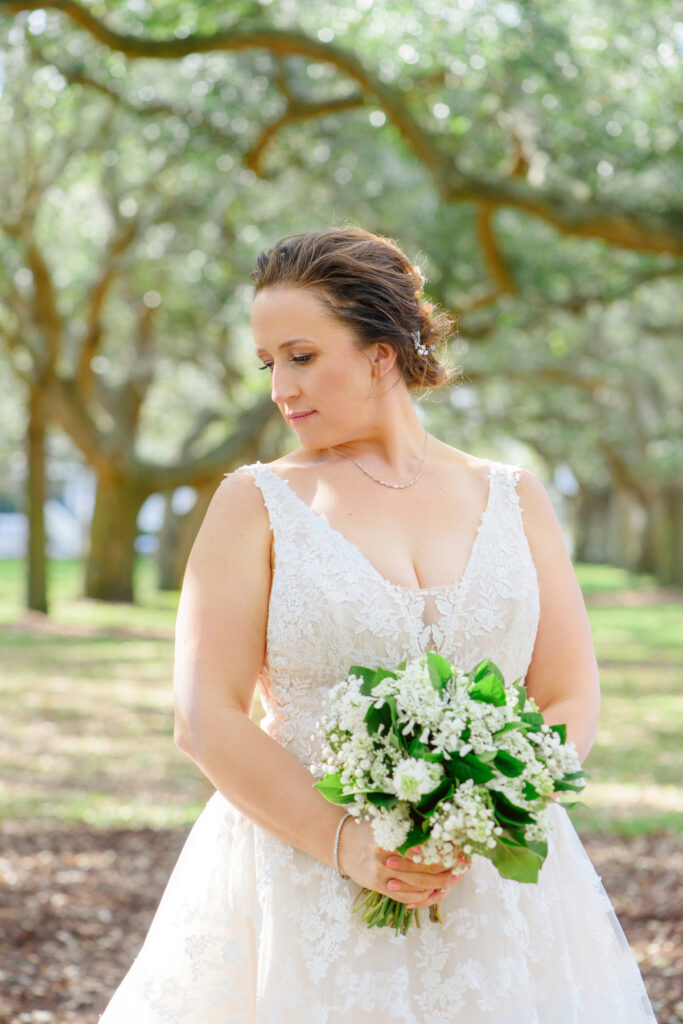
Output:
[251, 226, 459, 392]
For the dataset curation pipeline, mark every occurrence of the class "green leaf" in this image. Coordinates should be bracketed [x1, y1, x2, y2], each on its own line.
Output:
[489, 838, 544, 883]
[493, 749, 526, 777]
[366, 792, 398, 809]
[350, 665, 378, 694]
[415, 777, 454, 816]
[471, 659, 505, 684]
[372, 667, 398, 686]
[493, 720, 529, 737]
[526, 839, 548, 860]
[521, 711, 544, 728]
[469, 674, 506, 706]
[408, 736, 443, 762]
[365, 701, 392, 736]
[313, 773, 355, 805]
[550, 723, 567, 744]
[445, 752, 495, 785]
[515, 684, 527, 714]
[396, 822, 430, 857]
[523, 780, 540, 800]
[427, 652, 452, 691]
[477, 749, 497, 763]
[552, 778, 586, 792]
[490, 790, 535, 824]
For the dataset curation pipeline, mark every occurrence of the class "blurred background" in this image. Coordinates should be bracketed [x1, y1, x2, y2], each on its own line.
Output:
[0, 1, 681, 1021]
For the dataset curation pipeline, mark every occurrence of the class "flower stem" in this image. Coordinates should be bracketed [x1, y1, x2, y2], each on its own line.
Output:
[349, 888, 433, 935]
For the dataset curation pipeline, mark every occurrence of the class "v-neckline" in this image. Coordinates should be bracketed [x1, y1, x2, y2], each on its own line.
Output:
[256, 461, 497, 597]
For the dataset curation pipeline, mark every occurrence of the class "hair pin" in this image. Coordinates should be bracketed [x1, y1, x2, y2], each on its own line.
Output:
[412, 329, 430, 356]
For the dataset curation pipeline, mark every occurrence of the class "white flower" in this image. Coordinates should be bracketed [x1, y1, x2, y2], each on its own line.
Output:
[392, 757, 443, 803]
[370, 804, 411, 850]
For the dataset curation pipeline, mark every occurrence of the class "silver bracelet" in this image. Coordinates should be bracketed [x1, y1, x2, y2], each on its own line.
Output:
[334, 812, 352, 880]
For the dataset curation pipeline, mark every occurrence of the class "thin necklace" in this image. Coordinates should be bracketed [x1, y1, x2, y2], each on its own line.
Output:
[331, 429, 429, 490]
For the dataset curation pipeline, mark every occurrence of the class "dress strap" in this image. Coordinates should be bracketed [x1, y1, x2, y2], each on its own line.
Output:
[482, 461, 530, 540]
[225, 461, 303, 543]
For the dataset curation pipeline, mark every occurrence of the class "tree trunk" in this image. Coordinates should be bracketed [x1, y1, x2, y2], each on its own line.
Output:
[26, 386, 48, 614]
[572, 484, 612, 564]
[638, 484, 683, 586]
[84, 472, 147, 601]
[604, 487, 646, 573]
[156, 481, 216, 591]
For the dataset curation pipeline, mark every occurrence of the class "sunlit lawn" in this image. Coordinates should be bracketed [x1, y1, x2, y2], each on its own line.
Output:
[1, 558, 681, 835]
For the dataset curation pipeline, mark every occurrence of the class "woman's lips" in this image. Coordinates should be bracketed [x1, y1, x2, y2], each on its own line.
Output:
[286, 411, 316, 423]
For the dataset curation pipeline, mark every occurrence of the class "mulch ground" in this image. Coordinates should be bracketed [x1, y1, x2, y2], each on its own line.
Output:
[0, 821, 680, 1024]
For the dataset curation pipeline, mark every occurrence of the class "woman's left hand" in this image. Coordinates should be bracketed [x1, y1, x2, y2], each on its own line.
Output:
[384, 845, 471, 910]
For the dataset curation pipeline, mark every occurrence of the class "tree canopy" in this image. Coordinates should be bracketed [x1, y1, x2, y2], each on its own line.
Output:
[0, 0, 680, 604]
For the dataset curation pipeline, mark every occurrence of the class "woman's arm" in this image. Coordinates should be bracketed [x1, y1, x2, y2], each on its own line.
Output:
[173, 470, 346, 868]
[515, 469, 601, 764]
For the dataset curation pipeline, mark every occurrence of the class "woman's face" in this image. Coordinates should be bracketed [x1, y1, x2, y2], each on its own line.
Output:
[251, 285, 388, 448]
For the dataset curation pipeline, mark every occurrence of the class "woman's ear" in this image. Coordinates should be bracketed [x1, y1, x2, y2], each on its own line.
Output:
[370, 340, 398, 379]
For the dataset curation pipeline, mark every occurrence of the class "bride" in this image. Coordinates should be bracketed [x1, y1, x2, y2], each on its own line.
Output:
[99, 227, 656, 1022]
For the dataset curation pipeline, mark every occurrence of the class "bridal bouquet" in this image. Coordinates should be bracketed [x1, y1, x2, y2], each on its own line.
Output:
[312, 653, 587, 936]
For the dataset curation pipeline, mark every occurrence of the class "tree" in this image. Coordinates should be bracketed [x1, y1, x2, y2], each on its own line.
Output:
[1, 0, 680, 604]
[0, 40, 281, 602]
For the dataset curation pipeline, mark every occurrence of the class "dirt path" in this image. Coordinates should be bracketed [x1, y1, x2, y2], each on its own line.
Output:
[0, 822, 680, 1023]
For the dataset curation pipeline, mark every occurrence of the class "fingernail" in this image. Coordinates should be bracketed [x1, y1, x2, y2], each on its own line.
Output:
[388, 880, 401, 891]
[407, 903, 416, 909]
[451, 873, 460, 881]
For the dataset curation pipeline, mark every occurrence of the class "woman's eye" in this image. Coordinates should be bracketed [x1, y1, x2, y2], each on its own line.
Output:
[257, 354, 312, 372]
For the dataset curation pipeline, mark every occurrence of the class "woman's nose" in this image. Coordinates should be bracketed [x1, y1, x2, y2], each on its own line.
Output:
[270, 365, 299, 405]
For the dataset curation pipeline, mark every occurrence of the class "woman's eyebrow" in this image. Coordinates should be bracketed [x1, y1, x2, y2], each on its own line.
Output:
[255, 337, 315, 355]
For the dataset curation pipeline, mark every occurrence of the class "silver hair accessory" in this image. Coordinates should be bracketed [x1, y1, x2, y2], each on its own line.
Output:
[412, 329, 430, 357]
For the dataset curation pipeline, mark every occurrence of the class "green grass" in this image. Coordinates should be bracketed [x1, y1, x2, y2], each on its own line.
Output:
[0, 557, 178, 631]
[569, 567, 683, 835]
[1, 558, 681, 834]
[572, 563, 661, 596]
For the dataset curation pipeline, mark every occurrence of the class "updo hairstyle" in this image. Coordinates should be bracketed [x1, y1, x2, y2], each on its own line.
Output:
[251, 226, 459, 392]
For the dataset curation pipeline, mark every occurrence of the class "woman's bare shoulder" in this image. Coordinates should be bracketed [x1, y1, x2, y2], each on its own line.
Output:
[197, 466, 272, 558]
[252, 450, 336, 487]
[428, 438, 493, 482]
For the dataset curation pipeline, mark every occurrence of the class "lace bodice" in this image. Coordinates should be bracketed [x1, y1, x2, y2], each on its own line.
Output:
[237, 459, 540, 770]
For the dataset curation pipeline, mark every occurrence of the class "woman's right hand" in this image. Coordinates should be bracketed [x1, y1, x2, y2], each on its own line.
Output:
[337, 816, 463, 909]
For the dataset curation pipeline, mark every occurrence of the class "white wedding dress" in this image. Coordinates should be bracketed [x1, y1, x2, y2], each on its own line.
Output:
[99, 459, 656, 1023]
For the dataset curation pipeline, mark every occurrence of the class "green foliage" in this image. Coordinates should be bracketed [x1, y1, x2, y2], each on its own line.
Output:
[426, 651, 452, 691]
[0, 4, 680, 598]
[468, 673, 507, 707]
[312, 772, 355, 805]
[489, 837, 543, 884]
